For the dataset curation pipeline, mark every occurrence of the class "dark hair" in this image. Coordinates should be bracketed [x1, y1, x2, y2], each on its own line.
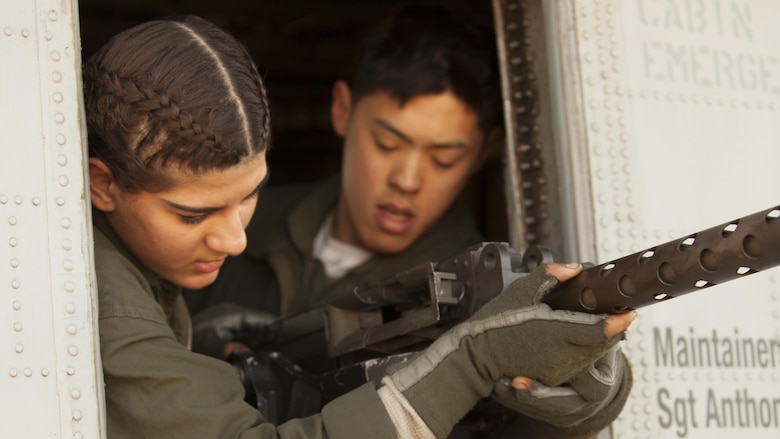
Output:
[351, 5, 501, 136]
[82, 15, 271, 192]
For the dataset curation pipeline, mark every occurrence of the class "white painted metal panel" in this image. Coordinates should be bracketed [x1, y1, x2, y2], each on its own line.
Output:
[0, 0, 104, 438]
[542, 1, 780, 437]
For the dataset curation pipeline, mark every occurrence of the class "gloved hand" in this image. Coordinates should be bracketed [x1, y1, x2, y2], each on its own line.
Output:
[190, 303, 278, 359]
[491, 345, 633, 436]
[377, 263, 629, 438]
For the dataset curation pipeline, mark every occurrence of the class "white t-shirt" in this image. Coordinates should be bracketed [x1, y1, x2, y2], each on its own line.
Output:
[312, 213, 373, 279]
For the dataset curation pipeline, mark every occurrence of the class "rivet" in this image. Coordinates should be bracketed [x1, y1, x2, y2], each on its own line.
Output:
[12, 301, 22, 310]
[11, 280, 20, 289]
[13, 322, 22, 332]
[10, 258, 19, 268]
[41, 368, 50, 377]
[65, 302, 76, 314]
[53, 92, 64, 103]
[71, 388, 81, 399]
[72, 410, 82, 421]
[64, 280, 75, 291]
[58, 175, 69, 186]
[61, 217, 71, 229]
[21, 29, 29, 38]
[3, 27, 12, 36]
[63, 259, 73, 271]
[15, 344, 24, 353]
[44, 31, 52, 41]
[57, 154, 68, 166]
[55, 113, 65, 124]
[32, 197, 41, 206]
[74, 432, 84, 439]
[68, 345, 79, 356]
[0, 195, 7, 203]
[56, 197, 65, 206]
[52, 71, 63, 83]
[9, 369, 18, 378]
[67, 324, 77, 335]
[56, 134, 66, 145]
[48, 10, 58, 21]
[24, 368, 32, 377]
[66, 366, 75, 376]
[14, 195, 22, 205]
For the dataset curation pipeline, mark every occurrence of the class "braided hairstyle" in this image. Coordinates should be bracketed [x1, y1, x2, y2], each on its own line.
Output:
[82, 15, 271, 192]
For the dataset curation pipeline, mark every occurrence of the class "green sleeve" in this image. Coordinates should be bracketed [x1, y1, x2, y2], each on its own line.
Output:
[95, 232, 397, 439]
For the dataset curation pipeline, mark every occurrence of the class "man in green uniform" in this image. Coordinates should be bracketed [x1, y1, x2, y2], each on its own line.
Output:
[186, 5, 634, 437]
[186, 4, 499, 344]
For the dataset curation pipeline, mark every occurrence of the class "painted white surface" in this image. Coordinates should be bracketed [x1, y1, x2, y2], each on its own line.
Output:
[543, 1, 780, 437]
[0, 0, 104, 438]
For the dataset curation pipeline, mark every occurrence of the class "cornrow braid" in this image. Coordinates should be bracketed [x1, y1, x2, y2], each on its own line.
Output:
[83, 15, 270, 193]
[235, 40, 272, 154]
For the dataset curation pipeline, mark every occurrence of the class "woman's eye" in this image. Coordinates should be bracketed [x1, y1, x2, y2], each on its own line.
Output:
[180, 214, 207, 225]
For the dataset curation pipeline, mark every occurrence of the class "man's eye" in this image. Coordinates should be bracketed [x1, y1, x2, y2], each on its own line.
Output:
[180, 214, 207, 225]
[433, 159, 456, 169]
[373, 135, 397, 152]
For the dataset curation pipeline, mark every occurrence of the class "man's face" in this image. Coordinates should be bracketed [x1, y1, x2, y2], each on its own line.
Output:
[94, 153, 268, 290]
[332, 89, 486, 254]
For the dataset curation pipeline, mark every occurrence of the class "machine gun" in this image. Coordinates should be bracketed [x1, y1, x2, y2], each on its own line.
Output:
[229, 205, 780, 424]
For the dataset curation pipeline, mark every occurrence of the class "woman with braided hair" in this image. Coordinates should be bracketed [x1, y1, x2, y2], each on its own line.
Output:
[85, 15, 634, 439]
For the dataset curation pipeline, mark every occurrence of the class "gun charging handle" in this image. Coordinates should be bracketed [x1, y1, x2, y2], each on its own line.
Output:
[542, 205, 780, 315]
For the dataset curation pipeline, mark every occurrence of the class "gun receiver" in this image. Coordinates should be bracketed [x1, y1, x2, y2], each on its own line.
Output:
[233, 205, 780, 423]
[324, 205, 780, 359]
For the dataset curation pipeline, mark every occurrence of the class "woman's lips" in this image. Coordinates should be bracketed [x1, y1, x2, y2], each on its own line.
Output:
[193, 258, 225, 274]
[375, 205, 414, 234]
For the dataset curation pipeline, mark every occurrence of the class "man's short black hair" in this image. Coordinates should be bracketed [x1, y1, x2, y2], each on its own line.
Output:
[351, 4, 502, 136]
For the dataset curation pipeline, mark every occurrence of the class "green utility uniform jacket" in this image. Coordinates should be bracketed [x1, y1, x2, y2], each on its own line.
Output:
[93, 210, 397, 438]
[186, 175, 483, 323]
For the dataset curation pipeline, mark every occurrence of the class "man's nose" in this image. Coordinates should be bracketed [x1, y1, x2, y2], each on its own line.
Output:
[388, 150, 423, 194]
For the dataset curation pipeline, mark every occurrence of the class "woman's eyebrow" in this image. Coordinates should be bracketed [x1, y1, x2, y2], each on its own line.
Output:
[163, 171, 270, 214]
[246, 170, 271, 199]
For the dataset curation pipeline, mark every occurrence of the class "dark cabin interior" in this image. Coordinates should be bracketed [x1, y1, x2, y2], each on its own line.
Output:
[77, 0, 509, 242]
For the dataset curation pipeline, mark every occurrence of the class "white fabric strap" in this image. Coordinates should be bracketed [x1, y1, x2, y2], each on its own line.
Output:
[377, 377, 436, 439]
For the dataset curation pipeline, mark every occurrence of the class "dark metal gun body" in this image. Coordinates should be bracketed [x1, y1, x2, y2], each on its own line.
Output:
[324, 242, 551, 359]
[235, 205, 780, 424]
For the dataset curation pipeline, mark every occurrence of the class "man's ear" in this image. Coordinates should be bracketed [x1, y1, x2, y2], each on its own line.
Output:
[330, 80, 352, 138]
[471, 127, 504, 174]
[88, 157, 118, 212]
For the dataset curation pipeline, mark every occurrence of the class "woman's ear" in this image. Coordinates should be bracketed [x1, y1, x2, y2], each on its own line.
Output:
[88, 157, 118, 212]
[330, 80, 353, 138]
